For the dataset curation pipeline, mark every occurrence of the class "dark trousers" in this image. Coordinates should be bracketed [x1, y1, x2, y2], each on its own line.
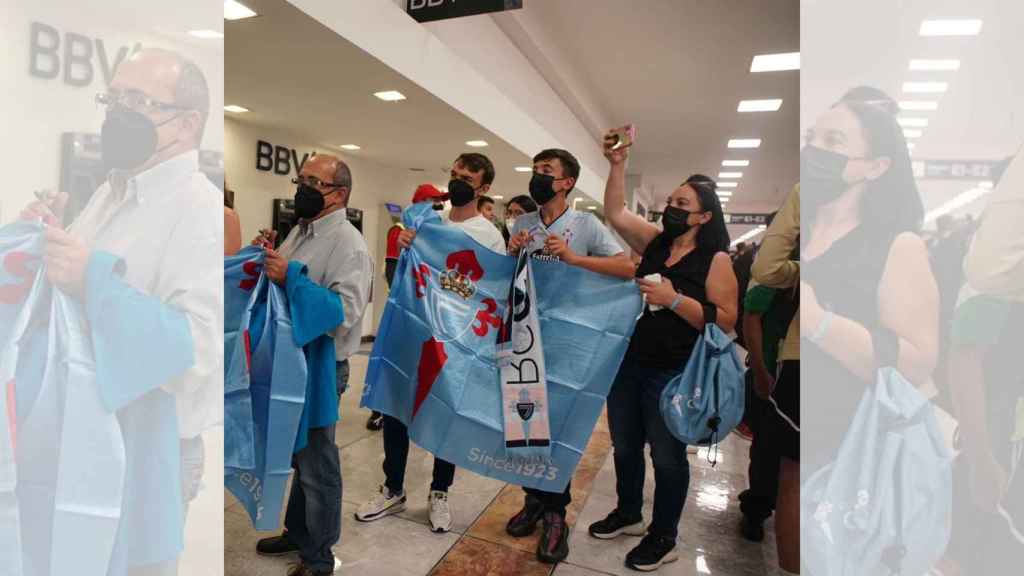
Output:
[283, 360, 348, 572]
[607, 357, 691, 539]
[739, 371, 780, 522]
[522, 483, 572, 517]
[382, 414, 455, 493]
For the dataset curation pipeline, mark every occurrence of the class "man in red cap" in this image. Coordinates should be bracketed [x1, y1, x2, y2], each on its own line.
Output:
[366, 184, 447, 432]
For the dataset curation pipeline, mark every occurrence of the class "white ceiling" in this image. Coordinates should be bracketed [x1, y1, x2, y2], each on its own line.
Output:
[490, 0, 800, 214]
[801, 0, 1023, 219]
[226, 0, 543, 205]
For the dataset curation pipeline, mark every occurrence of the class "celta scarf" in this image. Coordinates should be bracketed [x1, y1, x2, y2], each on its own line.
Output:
[497, 250, 551, 462]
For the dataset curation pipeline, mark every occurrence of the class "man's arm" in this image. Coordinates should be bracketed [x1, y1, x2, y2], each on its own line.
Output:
[565, 252, 636, 279]
[751, 185, 800, 289]
[325, 243, 373, 343]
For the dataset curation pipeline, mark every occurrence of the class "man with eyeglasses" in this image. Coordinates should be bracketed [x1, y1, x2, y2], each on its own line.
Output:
[253, 153, 372, 576]
[505, 148, 634, 564]
[19, 48, 220, 575]
[355, 153, 504, 534]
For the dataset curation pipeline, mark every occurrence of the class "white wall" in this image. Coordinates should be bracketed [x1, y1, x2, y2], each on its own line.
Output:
[225, 117, 442, 336]
[0, 5, 222, 225]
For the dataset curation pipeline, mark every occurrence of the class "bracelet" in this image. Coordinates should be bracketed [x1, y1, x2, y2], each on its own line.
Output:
[807, 308, 834, 344]
[669, 294, 684, 313]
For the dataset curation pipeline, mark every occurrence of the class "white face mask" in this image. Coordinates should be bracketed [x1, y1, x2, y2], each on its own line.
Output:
[505, 217, 516, 230]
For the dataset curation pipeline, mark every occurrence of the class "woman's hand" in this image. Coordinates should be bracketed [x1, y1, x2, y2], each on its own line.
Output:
[637, 276, 678, 308]
[603, 128, 631, 165]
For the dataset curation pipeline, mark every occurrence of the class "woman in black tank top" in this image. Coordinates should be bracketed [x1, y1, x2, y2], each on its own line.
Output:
[586, 129, 738, 570]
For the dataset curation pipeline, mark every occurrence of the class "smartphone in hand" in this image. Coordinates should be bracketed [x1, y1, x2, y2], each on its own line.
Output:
[610, 124, 637, 150]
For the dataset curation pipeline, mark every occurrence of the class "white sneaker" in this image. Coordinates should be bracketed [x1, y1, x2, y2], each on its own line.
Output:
[428, 490, 453, 533]
[355, 485, 406, 522]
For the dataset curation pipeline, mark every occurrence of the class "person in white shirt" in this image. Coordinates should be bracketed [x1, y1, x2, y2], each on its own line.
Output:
[21, 48, 220, 576]
[355, 152, 504, 533]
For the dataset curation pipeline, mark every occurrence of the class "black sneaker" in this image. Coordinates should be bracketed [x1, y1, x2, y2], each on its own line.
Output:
[366, 412, 383, 431]
[536, 512, 570, 564]
[588, 509, 646, 540]
[739, 514, 765, 542]
[257, 532, 299, 556]
[625, 534, 679, 572]
[285, 562, 332, 576]
[505, 494, 545, 537]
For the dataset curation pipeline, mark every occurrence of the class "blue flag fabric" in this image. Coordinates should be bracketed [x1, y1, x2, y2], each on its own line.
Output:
[363, 203, 642, 492]
[224, 249, 309, 530]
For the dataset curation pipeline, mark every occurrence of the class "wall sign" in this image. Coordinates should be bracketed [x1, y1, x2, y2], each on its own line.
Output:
[724, 213, 771, 225]
[29, 21, 138, 87]
[407, 0, 523, 23]
[256, 140, 315, 176]
[912, 157, 1013, 182]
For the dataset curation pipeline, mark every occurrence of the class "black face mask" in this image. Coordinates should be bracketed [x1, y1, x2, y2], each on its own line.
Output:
[101, 107, 178, 172]
[294, 184, 326, 219]
[529, 172, 557, 205]
[662, 205, 697, 239]
[447, 179, 476, 207]
[801, 145, 855, 207]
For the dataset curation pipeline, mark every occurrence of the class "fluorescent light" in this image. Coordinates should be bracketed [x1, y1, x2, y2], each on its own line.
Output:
[903, 81, 948, 94]
[717, 191, 734, 198]
[189, 29, 223, 39]
[907, 142, 917, 150]
[903, 129, 923, 138]
[737, 99, 783, 112]
[722, 160, 749, 167]
[920, 19, 983, 37]
[909, 59, 961, 71]
[339, 144, 361, 151]
[224, 0, 257, 20]
[224, 104, 249, 113]
[718, 172, 743, 179]
[728, 139, 761, 149]
[373, 90, 406, 102]
[898, 117, 929, 128]
[731, 225, 768, 247]
[514, 166, 532, 172]
[924, 185, 991, 223]
[718, 182, 738, 188]
[465, 140, 488, 147]
[979, 181, 994, 189]
[587, 206, 597, 210]
[750, 52, 800, 72]
[492, 195, 505, 199]
[899, 101, 939, 111]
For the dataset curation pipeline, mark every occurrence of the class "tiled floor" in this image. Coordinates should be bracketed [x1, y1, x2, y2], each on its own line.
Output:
[225, 348, 778, 575]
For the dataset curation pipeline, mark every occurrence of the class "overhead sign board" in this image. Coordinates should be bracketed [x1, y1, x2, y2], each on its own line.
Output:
[407, 0, 523, 23]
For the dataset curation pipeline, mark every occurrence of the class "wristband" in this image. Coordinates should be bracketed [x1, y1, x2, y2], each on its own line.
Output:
[807, 308, 834, 344]
[669, 294, 685, 313]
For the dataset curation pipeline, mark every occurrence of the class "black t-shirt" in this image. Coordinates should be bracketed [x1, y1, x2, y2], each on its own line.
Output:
[627, 236, 714, 369]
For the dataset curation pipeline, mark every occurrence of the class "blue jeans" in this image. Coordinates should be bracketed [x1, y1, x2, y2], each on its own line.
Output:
[283, 360, 348, 572]
[607, 357, 690, 540]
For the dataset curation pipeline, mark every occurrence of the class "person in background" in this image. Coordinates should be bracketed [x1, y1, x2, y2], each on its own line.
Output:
[356, 153, 505, 534]
[591, 129, 737, 571]
[365, 183, 447, 432]
[224, 181, 241, 256]
[737, 241, 798, 543]
[502, 194, 537, 246]
[477, 194, 497, 223]
[504, 148, 634, 565]
[254, 153, 372, 576]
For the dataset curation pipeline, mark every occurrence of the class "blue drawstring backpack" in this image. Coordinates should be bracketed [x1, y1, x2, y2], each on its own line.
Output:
[802, 366, 952, 576]
[659, 306, 746, 453]
[224, 252, 308, 530]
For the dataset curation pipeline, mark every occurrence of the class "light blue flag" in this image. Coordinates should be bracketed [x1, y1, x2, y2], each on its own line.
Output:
[223, 247, 261, 470]
[224, 249, 309, 530]
[363, 203, 642, 492]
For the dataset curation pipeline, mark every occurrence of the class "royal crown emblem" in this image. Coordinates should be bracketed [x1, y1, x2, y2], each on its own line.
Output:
[439, 268, 477, 299]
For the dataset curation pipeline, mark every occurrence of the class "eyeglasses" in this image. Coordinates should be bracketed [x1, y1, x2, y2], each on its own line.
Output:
[96, 91, 192, 114]
[292, 176, 344, 189]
